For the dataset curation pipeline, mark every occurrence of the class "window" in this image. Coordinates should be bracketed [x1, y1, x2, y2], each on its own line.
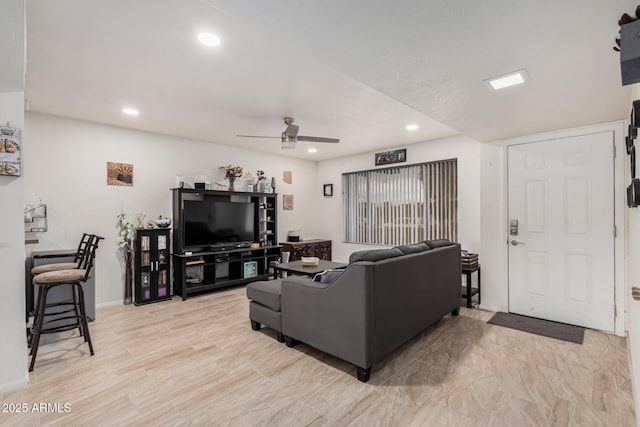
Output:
[343, 159, 457, 245]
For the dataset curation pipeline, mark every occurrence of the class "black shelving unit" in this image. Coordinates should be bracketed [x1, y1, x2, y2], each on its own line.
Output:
[173, 246, 282, 300]
[171, 188, 281, 300]
[134, 228, 171, 305]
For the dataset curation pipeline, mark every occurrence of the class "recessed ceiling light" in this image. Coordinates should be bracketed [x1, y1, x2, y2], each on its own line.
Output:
[485, 69, 530, 91]
[406, 124, 419, 131]
[198, 32, 221, 47]
[122, 108, 139, 116]
[308, 148, 318, 153]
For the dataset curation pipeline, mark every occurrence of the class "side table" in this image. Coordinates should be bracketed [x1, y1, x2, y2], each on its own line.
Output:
[461, 265, 481, 308]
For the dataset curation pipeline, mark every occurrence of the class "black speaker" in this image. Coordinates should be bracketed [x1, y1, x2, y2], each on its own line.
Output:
[632, 99, 640, 129]
[628, 178, 640, 208]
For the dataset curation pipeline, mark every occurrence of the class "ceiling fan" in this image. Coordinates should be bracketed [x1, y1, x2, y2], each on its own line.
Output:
[237, 117, 340, 149]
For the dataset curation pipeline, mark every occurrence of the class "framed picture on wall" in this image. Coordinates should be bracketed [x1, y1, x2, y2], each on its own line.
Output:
[323, 184, 333, 197]
[107, 162, 134, 186]
[0, 123, 22, 176]
[283, 194, 294, 210]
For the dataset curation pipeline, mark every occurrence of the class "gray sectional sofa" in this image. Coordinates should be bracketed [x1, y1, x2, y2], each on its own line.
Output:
[246, 239, 461, 382]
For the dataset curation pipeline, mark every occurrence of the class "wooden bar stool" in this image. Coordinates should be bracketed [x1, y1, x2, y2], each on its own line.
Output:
[29, 235, 103, 372]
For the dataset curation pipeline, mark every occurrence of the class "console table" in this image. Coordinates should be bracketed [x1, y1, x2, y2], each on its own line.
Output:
[280, 239, 332, 261]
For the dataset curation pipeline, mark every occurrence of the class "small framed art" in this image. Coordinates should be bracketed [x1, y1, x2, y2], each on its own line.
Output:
[323, 183, 333, 197]
[107, 162, 134, 186]
[283, 194, 294, 210]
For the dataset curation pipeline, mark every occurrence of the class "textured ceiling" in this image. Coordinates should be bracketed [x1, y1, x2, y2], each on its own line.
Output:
[22, 0, 637, 160]
[208, 0, 637, 142]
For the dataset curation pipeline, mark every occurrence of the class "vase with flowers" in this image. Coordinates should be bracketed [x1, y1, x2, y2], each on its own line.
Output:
[219, 165, 243, 191]
[116, 211, 136, 304]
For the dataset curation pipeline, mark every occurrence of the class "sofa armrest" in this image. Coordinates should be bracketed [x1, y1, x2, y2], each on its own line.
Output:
[281, 265, 372, 368]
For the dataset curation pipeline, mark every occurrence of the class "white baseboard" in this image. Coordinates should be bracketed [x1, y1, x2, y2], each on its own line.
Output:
[0, 375, 30, 394]
[95, 300, 123, 309]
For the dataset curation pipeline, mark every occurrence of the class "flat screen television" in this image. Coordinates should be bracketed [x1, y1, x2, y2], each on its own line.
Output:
[183, 200, 254, 250]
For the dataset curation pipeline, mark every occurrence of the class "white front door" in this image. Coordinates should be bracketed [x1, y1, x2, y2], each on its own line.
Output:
[507, 131, 615, 331]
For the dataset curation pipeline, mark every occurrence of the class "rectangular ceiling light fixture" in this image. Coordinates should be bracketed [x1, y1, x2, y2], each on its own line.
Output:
[485, 69, 530, 90]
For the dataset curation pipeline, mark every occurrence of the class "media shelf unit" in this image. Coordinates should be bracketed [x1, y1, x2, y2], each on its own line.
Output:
[134, 228, 171, 305]
[173, 246, 282, 300]
[171, 188, 281, 300]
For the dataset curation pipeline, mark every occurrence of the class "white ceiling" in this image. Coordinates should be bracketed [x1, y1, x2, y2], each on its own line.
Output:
[23, 0, 636, 160]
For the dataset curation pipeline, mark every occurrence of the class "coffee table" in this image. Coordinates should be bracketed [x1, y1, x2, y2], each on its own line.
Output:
[273, 260, 347, 279]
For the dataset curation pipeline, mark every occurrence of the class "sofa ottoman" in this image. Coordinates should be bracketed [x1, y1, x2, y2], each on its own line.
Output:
[246, 279, 285, 343]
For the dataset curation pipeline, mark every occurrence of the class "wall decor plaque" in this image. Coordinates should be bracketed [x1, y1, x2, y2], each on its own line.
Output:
[0, 123, 21, 176]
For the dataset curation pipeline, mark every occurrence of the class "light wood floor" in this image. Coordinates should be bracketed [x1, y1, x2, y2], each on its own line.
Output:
[1, 286, 635, 426]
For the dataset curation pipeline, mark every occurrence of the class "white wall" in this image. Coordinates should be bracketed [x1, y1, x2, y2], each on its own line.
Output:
[24, 112, 319, 304]
[627, 86, 640, 425]
[479, 141, 507, 312]
[0, 92, 28, 393]
[315, 135, 482, 263]
[0, 0, 28, 394]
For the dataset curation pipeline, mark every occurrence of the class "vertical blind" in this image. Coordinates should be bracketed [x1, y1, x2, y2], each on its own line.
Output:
[343, 159, 457, 245]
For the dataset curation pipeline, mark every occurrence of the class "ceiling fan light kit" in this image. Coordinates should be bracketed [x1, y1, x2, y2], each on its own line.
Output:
[281, 138, 297, 149]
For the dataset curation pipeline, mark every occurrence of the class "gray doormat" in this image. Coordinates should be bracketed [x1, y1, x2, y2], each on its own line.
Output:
[487, 312, 585, 344]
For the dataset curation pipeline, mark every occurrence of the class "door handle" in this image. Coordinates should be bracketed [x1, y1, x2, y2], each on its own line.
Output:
[510, 240, 525, 246]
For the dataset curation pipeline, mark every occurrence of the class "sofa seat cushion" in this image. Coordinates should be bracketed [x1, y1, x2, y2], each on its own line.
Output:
[394, 242, 431, 254]
[33, 269, 86, 285]
[246, 279, 283, 312]
[349, 248, 404, 264]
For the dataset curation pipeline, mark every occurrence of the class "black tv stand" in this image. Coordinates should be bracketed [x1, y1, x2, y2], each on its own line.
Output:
[173, 245, 282, 300]
[171, 188, 281, 300]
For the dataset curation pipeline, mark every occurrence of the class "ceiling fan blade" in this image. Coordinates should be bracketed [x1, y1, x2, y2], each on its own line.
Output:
[236, 134, 280, 139]
[297, 135, 340, 143]
[284, 124, 299, 138]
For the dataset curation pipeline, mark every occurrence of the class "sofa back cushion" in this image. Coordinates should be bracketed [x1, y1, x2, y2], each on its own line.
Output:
[349, 248, 404, 264]
[424, 239, 453, 249]
[394, 242, 431, 255]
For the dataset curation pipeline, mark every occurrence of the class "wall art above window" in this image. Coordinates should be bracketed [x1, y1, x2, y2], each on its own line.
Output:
[375, 149, 406, 166]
